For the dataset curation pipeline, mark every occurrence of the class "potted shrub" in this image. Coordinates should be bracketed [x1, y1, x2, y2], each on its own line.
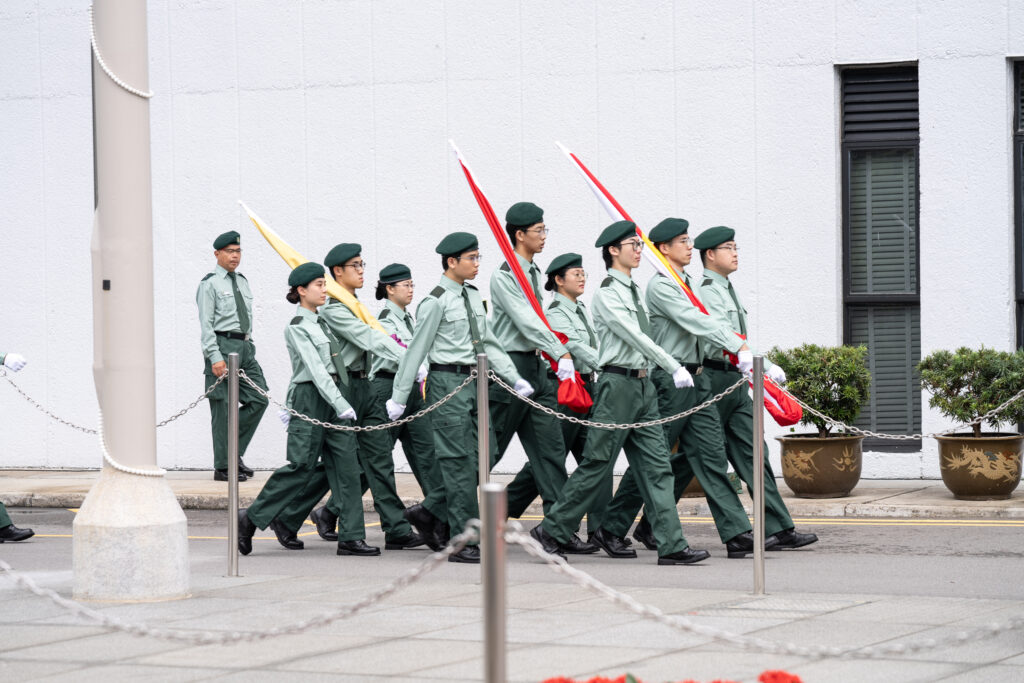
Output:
[918, 347, 1024, 500]
[766, 344, 871, 498]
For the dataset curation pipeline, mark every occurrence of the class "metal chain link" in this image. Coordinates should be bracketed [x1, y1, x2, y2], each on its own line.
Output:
[88, 5, 153, 99]
[239, 369, 476, 432]
[155, 373, 227, 427]
[488, 370, 748, 430]
[504, 523, 1024, 660]
[0, 524, 479, 645]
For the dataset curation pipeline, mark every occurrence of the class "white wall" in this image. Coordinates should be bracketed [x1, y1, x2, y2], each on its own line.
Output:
[1, 0, 1021, 477]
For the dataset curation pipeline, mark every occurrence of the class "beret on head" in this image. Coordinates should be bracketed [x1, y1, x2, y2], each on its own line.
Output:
[505, 201, 544, 227]
[378, 263, 412, 284]
[213, 231, 240, 250]
[288, 262, 325, 288]
[692, 226, 736, 251]
[545, 252, 583, 275]
[648, 218, 690, 244]
[594, 220, 637, 248]
[324, 243, 362, 269]
[435, 231, 479, 255]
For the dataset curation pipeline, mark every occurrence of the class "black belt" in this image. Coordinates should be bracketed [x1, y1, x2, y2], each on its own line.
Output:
[215, 331, 250, 341]
[602, 365, 648, 379]
[548, 371, 597, 384]
[508, 350, 541, 357]
[348, 369, 368, 379]
[679, 361, 704, 375]
[429, 363, 475, 375]
[374, 370, 396, 380]
[702, 358, 738, 373]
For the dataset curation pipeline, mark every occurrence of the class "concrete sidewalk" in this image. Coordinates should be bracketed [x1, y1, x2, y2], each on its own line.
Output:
[1, 469, 1021, 519]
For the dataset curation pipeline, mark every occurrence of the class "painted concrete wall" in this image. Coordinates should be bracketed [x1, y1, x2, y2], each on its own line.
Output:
[1, 0, 1022, 478]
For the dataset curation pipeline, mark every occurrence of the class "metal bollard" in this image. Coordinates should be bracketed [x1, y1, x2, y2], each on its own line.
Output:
[227, 353, 240, 578]
[477, 353, 490, 489]
[752, 355, 765, 595]
[481, 483, 507, 683]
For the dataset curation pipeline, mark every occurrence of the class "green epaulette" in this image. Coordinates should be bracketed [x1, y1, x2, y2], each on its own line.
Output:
[290, 316, 303, 325]
[466, 283, 478, 290]
[201, 273, 215, 281]
[547, 299, 560, 310]
[236, 272, 247, 280]
[378, 308, 390, 319]
[702, 278, 712, 287]
[601, 276, 615, 288]
[499, 262, 511, 272]
[430, 285, 445, 298]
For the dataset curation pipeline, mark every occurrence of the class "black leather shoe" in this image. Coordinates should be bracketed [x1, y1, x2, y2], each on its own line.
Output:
[385, 531, 426, 550]
[529, 524, 565, 556]
[0, 524, 34, 543]
[336, 539, 381, 556]
[238, 509, 256, 556]
[269, 518, 304, 550]
[310, 506, 338, 542]
[562, 533, 599, 554]
[404, 503, 444, 551]
[591, 528, 637, 559]
[768, 528, 819, 550]
[214, 469, 248, 482]
[238, 459, 255, 478]
[658, 546, 710, 565]
[632, 516, 657, 551]
[438, 521, 451, 547]
[448, 546, 481, 563]
[726, 531, 780, 558]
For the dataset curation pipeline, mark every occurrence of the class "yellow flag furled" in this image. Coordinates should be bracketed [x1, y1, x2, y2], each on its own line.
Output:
[238, 200, 387, 333]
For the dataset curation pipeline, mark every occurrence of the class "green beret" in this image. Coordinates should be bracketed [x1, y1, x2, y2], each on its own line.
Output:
[435, 231, 478, 255]
[505, 201, 544, 227]
[213, 231, 240, 250]
[378, 263, 412, 284]
[324, 243, 362, 268]
[594, 220, 637, 248]
[288, 262, 325, 288]
[693, 226, 736, 251]
[545, 252, 583, 275]
[648, 218, 690, 244]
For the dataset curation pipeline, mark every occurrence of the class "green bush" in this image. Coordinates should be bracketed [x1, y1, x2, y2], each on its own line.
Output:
[918, 347, 1024, 437]
[767, 344, 871, 438]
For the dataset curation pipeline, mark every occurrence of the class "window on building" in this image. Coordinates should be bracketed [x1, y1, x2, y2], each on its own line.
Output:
[1015, 61, 1024, 348]
[841, 65, 921, 451]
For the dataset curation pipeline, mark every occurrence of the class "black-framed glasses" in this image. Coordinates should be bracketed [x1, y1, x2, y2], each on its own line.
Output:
[343, 261, 367, 270]
[618, 239, 644, 251]
[715, 244, 739, 253]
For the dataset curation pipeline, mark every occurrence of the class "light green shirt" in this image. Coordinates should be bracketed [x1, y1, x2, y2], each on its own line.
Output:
[697, 269, 774, 370]
[646, 270, 744, 364]
[196, 264, 254, 364]
[390, 275, 521, 406]
[592, 268, 679, 374]
[489, 253, 566, 359]
[370, 299, 415, 377]
[284, 306, 352, 416]
[320, 297, 405, 372]
[546, 293, 599, 374]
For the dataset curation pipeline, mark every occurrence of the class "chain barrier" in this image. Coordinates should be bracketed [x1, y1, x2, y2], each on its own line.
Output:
[156, 373, 228, 427]
[88, 5, 153, 99]
[0, 523, 479, 645]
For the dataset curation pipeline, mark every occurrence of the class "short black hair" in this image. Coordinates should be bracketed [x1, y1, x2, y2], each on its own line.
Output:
[601, 245, 614, 269]
[505, 223, 530, 246]
[331, 264, 344, 282]
[699, 249, 709, 267]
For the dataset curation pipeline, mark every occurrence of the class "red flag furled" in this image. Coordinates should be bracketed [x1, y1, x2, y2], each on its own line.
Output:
[449, 140, 593, 412]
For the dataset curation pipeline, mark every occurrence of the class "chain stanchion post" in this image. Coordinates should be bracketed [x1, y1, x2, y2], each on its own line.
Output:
[477, 353, 490, 488]
[227, 353, 240, 578]
[752, 356, 765, 595]
[481, 483, 507, 683]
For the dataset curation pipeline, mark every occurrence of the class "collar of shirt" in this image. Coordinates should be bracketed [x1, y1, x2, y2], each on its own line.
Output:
[295, 305, 318, 322]
[703, 269, 730, 288]
[515, 251, 540, 277]
[438, 274, 465, 296]
[214, 264, 231, 280]
[553, 292, 580, 312]
[384, 298, 408, 318]
[606, 267, 632, 288]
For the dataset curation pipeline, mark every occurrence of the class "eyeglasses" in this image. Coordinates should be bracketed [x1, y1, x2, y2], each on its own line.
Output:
[618, 239, 644, 251]
[565, 269, 587, 279]
[527, 227, 549, 236]
[343, 261, 367, 271]
[714, 244, 739, 253]
[391, 281, 415, 289]
[677, 236, 693, 246]
[457, 255, 483, 263]
[222, 248, 242, 255]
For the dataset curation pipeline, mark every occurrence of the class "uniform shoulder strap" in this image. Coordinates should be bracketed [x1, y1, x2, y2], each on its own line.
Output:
[235, 272, 247, 280]
[289, 316, 303, 325]
[600, 276, 615, 288]
[547, 299, 560, 310]
[201, 273, 215, 281]
[465, 283, 478, 290]
[499, 262, 511, 272]
[702, 278, 713, 288]
[378, 308, 390, 320]
[429, 285, 445, 298]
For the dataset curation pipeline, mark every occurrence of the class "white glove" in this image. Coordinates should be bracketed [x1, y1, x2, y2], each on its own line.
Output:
[415, 364, 428, 383]
[277, 409, 291, 428]
[338, 408, 357, 421]
[513, 378, 534, 398]
[386, 399, 406, 421]
[737, 350, 754, 374]
[672, 366, 694, 389]
[766, 365, 787, 384]
[556, 357, 575, 382]
[2, 353, 27, 372]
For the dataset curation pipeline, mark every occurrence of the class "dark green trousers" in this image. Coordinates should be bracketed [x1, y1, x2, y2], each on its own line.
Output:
[706, 366, 794, 537]
[490, 352, 568, 515]
[0, 502, 12, 528]
[276, 375, 412, 542]
[506, 375, 611, 531]
[602, 368, 751, 543]
[204, 337, 268, 470]
[246, 382, 363, 540]
[541, 373, 688, 558]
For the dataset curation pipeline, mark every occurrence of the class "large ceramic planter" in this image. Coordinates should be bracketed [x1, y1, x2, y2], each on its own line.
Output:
[934, 433, 1023, 500]
[776, 434, 864, 498]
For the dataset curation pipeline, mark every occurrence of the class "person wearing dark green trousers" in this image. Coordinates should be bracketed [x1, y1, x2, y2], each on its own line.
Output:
[505, 252, 608, 540]
[0, 351, 34, 543]
[530, 221, 710, 566]
[386, 232, 533, 564]
[196, 230, 268, 481]
[694, 225, 818, 551]
[597, 218, 772, 558]
[237, 263, 370, 557]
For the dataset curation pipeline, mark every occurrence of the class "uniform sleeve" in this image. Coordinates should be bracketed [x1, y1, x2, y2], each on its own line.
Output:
[196, 280, 223, 364]
[391, 298, 441, 406]
[698, 281, 771, 368]
[321, 304, 405, 363]
[593, 286, 680, 375]
[482, 327, 523, 385]
[649, 279, 744, 354]
[285, 325, 352, 416]
[491, 269, 566, 359]
[548, 307, 600, 371]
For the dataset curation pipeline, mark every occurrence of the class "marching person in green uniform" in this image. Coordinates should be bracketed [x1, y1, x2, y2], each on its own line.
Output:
[196, 231, 268, 481]
[275, 244, 422, 552]
[505, 252, 608, 542]
[598, 218, 776, 558]
[386, 232, 533, 564]
[0, 350, 34, 543]
[530, 220, 710, 565]
[694, 225, 818, 551]
[237, 262, 370, 556]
